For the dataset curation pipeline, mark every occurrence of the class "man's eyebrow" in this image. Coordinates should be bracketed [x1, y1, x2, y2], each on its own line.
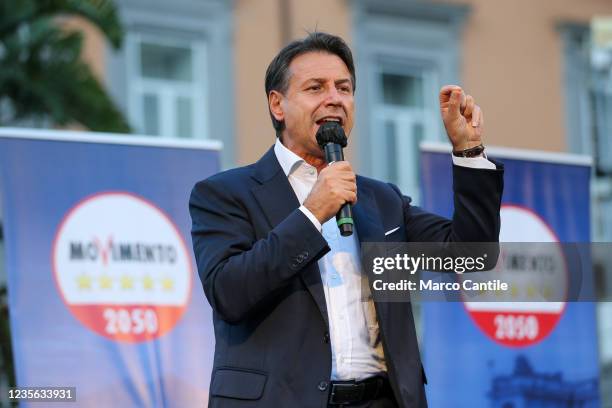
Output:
[303, 78, 326, 85]
[302, 78, 353, 86]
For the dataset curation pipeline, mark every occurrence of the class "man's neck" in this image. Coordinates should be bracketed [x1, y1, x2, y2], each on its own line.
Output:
[303, 154, 327, 173]
[279, 136, 327, 173]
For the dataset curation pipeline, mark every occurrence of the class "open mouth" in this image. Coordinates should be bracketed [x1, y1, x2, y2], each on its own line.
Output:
[315, 117, 343, 126]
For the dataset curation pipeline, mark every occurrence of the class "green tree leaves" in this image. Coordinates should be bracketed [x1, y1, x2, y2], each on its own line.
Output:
[0, 0, 130, 132]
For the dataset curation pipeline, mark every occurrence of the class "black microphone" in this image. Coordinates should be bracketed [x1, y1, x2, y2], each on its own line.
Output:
[315, 121, 354, 237]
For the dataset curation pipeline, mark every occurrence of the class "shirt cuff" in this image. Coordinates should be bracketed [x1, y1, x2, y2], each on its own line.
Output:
[451, 154, 497, 170]
[299, 205, 322, 232]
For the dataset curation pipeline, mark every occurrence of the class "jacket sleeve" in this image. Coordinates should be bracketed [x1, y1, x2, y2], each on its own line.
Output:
[189, 178, 330, 324]
[395, 163, 504, 243]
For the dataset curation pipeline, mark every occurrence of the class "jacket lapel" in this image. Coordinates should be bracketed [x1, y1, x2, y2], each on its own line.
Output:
[250, 148, 300, 228]
[352, 178, 385, 244]
[250, 147, 329, 326]
[353, 179, 391, 324]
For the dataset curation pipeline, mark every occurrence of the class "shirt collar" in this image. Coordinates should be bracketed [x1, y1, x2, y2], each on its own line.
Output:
[274, 138, 308, 177]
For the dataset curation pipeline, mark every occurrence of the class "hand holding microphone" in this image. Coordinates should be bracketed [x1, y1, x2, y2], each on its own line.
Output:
[303, 121, 356, 236]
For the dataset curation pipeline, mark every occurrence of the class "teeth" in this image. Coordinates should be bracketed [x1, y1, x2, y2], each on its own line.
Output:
[323, 118, 339, 122]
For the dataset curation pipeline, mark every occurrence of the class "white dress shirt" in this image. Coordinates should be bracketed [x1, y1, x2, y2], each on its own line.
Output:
[274, 138, 495, 380]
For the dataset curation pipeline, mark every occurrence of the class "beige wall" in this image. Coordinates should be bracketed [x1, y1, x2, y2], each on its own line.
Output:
[289, 0, 351, 45]
[60, 17, 106, 131]
[435, 0, 612, 152]
[62, 17, 106, 82]
[233, 0, 282, 165]
[233, 0, 352, 165]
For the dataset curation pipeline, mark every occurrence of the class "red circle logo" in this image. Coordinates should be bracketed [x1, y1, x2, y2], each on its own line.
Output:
[463, 205, 567, 347]
[52, 192, 192, 343]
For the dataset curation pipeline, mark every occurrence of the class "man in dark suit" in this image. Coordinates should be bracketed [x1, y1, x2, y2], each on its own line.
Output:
[190, 32, 503, 407]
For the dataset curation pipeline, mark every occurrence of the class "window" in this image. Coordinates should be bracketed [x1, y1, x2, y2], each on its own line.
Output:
[370, 66, 440, 204]
[589, 28, 612, 242]
[105, 0, 234, 166]
[127, 35, 207, 139]
[560, 21, 612, 241]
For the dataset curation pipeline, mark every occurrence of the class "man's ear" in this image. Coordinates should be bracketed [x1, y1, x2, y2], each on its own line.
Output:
[268, 91, 284, 123]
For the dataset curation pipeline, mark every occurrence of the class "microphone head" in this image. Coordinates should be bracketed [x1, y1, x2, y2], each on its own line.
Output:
[315, 121, 347, 149]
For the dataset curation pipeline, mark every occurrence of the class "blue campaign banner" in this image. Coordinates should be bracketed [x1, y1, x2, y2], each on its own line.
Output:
[420, 144, 599, 407]
[0, 129, 220, 407]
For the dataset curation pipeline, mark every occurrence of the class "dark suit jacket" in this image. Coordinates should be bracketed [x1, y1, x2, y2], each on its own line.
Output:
[189, 146, 503, 408]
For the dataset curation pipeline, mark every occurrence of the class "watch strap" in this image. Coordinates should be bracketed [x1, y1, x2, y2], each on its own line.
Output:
[453, 144, 485, 158]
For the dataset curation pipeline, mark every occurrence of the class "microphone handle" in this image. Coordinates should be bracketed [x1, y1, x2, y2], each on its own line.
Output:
[323, 143, 354, 236]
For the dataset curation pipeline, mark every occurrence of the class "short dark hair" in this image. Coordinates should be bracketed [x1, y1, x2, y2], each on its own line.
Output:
[264, 32, 356, 135]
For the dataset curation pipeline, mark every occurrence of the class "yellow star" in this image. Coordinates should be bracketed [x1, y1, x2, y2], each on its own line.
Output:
[142, 275, 155, 291]
[99, 274, 113, 290]
[161, 277, 174, 291]
[510, 285, 519, 298]
[120, 274, 134, 290]
[76, 273, 92, 290]
[527, 285, 536, 299]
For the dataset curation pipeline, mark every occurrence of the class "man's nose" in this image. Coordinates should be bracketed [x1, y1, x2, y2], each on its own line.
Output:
[323, 86, 343, 106]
